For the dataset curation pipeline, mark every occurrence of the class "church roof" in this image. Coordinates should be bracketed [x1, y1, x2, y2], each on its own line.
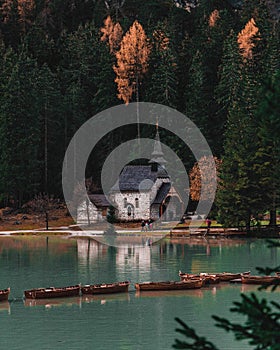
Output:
[111, 165, 168, 192]
[89, 194, 110, 207]
[152, 183, 171, 204]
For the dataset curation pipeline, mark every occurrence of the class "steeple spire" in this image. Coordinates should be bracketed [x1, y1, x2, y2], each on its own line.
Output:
[149, 120, 167, 170]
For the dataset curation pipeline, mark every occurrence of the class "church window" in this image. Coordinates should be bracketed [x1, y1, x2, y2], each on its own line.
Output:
[124, 198, 127, 207]
[135, 198, 139, 208]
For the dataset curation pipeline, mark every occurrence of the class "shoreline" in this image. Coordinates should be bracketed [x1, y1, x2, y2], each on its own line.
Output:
[0, 228, 279, 239]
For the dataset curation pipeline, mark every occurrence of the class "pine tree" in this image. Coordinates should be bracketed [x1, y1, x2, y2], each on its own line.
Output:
[61, 22, 101, 142]
[36, 63, 64, 195]
[185, 2, 236, 157]
[216, 62, 263, 230]
[255, 70, 280, 226]
[215, 31, 242, 128]
[144, 22, 178, 108]
[0, 48, 41, 206]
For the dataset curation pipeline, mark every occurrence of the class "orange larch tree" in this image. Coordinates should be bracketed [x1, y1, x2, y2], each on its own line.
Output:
[189, 156, 221, 202]
[209, 9, 220, 28]
[100, 15, 114, 42]
[0, 0, 14, 23]
[114, 20, 150, 105]
[18, 0, 35, 33]
[100, 15, 123, 54]
[237, 18, 260, 60]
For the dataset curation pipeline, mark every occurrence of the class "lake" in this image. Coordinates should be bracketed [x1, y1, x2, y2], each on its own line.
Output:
[0, 236, 279, 349]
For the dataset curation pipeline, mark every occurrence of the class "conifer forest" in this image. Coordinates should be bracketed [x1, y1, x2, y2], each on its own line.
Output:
[0, 0, 279, 228]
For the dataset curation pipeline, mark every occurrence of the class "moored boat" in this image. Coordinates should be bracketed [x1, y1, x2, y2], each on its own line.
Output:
[0, 288, 10, 302]
[179, 272, 219, 284]
[241, 275, 280, 285]
[81, 281, 130, 295]
[215, 271, 251, 282]
[179, 271, 250, 283]
[24, 285, 81, 299]
[135, 279, 203, 291]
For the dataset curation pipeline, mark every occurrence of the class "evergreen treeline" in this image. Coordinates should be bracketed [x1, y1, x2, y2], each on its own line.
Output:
[0, 0, 279, 228]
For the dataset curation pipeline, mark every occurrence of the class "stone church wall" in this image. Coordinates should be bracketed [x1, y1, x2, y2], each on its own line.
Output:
[110, 191, 151, 221]
[76, 200, 102, 224]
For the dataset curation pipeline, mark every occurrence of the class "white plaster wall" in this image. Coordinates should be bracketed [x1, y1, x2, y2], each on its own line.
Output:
[77, 200, 99, 224]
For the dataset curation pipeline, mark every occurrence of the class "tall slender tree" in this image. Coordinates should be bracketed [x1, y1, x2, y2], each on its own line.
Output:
[144, 22, 178, 108]
[114, 20, 150, 105]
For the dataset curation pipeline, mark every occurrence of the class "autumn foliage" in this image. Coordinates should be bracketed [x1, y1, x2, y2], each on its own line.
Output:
[100, 16, 123, 54]
[153, 28, 170, 51]
[114, 20, 150, 104]
[237, 18, 260, 60]
[209, 9, 220, 27]
[189, 156, 221, 202]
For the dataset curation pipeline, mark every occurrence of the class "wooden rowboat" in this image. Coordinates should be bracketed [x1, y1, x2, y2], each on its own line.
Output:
[81, 281, 130, 295]
[216, 271, 250, 281]
[0, 288, 10, 302]
[135, 279, 203, 291]
[179, 272, 219, 284]
[24, 285, 81, 299]
[179, 271, 250, 283]
[241, 275, 280, 285]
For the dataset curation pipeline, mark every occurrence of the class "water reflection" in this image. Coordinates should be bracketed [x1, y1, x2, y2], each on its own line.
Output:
[0, 236, 279, 350]
[240, 283, 280, 294]
[23, 294, 131, 309]
[24, 296, 82, 309]
[0, 301, 11, 314]
[135, 289, 204, 299]
[81, 293, 130, 305]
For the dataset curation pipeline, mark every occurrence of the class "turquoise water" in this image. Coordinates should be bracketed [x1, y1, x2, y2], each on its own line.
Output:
[0, 236, 279, 349]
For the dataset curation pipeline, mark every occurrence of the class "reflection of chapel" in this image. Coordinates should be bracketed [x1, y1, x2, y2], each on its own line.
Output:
[76, 128, 183, 224]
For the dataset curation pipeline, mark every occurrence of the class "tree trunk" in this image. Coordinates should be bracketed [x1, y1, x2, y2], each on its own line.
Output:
[44, 101, 48, 193]
[246, 211, 251, 233]
[269, 209, 277, 226]
[136, 73, 140, 152]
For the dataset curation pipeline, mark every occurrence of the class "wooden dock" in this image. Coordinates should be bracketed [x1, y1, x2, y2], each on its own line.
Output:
[170, 225, 280, 238]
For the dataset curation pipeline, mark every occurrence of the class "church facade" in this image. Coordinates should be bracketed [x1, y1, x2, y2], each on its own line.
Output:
[76, 128, 183, 224]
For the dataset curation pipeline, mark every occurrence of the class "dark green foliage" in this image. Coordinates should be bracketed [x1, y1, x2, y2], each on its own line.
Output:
[36, 63, 64, 195]
[0, 0, 278, 220]
[173, 241, 280, 350]
[216, 63, 263, 229]
[92, 42, 119, 114]
[213, 293, 280, 349]
[173, 317, 218, 349]
[107, 205, 117, 224]
[174, 295, 280, 349]
[184, 2, 236, 156]
[254, 70, 280, 225]
[144, 21, 178, 108]
[0, 48, 41, 206]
